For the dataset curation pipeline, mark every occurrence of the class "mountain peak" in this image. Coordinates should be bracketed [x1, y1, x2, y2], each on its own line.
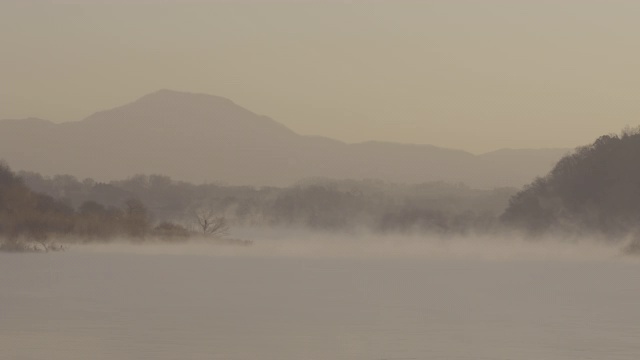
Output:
[134, 89, 235, 107]
[73, 89, 301, 144]
[81, 89, 252, 128]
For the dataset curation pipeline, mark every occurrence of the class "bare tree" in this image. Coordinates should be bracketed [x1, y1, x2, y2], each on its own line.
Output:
[194, 207, 229, 237]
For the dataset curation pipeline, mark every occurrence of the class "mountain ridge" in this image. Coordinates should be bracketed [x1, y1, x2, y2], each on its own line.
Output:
[0, 90, 568, 188]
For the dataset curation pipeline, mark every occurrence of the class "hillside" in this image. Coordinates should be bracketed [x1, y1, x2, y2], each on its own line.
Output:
[501, 128, 640, 236]
[0, 90, 567, 188]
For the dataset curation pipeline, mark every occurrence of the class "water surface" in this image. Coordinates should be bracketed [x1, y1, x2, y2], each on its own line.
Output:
[1, 244, 639, 360]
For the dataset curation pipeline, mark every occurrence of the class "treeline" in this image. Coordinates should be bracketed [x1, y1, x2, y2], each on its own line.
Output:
[7, 124, 640, 252]
[502, 126, 640, 239]
[18, 170, 516, 236]
[0, 163, 189, 252]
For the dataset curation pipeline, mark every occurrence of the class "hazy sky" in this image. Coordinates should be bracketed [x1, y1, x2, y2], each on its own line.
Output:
[2, 0, 639, 153]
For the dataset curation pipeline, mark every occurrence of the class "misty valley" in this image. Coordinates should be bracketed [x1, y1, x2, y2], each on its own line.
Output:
[3, 125, 640, 253]
[3, 89, 640, 359]
[3, 123, 640, 360]
[5, 0, 640, 358]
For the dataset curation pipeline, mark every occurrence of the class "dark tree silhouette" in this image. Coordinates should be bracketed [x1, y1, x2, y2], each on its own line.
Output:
[502, 127, 640, 237]
[194, 207, 229, 237]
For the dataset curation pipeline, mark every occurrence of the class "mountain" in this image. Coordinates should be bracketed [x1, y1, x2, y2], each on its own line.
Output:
[0, 90, 567, 188]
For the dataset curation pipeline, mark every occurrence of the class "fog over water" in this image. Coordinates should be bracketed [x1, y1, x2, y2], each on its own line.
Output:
[68, 229, 631, 261]
[2, 232, 640, 360]
[3, 1, 640, 358]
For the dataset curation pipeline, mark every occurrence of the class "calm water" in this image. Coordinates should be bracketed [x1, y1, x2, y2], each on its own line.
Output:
[2, 245, 640, 360]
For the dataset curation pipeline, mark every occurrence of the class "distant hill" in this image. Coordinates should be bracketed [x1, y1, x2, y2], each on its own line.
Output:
[0, 89, 567, 188]
[501, 129, 640, 236]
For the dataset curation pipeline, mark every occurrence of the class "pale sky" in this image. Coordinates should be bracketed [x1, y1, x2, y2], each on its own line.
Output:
[2, 0, 639, 153]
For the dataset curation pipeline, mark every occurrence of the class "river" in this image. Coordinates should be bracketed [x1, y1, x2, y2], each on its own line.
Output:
[1, 239, 639, 360]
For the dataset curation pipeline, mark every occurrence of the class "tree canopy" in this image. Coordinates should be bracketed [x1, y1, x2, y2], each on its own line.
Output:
[501, 127, 640, 237]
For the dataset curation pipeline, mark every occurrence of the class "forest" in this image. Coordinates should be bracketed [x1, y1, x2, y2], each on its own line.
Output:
[3, 127, 640, 252]
[502, 127, 640, 241]
[1, 161, 514, 251]
[0, 162, 198, 251]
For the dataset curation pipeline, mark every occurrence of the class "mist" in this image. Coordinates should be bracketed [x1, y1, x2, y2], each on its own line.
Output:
[61, 226, 631, 263]
[4, 1, 640, 358]
[3, 230, 640, 360]
[4, 164, 640, 360]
